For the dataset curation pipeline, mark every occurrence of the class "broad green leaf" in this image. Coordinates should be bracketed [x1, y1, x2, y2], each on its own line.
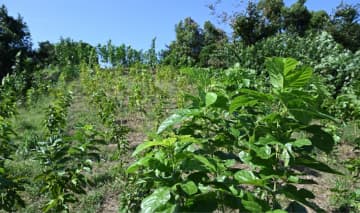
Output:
[198, 183, 212, 193]
[242, 193, 270, 212]
[253, 145, 272, 159]
[230, 89, 273, 112]
[230, 96, 258, 112]
[288, 108, 313, 124]
[132, 139, 175, 156]
[127, 156, 171, 174]
[43, 199, 58, 213]
[181, 153, 216, 173]
[242, 200, 263, 213]
[239, 151, 252, 165]
[234, 170, 263, 186]
[192, 154, 217, 173]
[238, 89, 273, 102]
[141, 187, 171, 213]
[205, 92, 217, 107]
[242, 78, 250, 87]
[266, 57, 312, 90]
[285, 66, 312, 89]
[292, 139, 312, 148]
[288, 108, 338, 124]
[180, 181, 198, 195]
[154, 203, 176, 213]
[157, 109, 200, 134]
[256, 135, 282, 146]
[288, 175, 299, 183]
[212, 94, 228, 110]
[266, 57, 298, 89]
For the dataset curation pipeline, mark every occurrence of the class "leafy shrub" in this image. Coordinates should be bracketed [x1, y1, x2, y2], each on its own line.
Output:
[128, 57, 339, 212]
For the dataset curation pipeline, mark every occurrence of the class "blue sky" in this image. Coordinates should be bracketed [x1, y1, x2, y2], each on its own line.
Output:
[1, 0, 358, 51]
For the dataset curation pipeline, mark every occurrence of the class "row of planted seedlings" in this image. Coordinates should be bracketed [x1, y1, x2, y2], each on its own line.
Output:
[0, 75, 26, 211]
[126, 57, 343, 212]
[0, 72, 104, 212]
[79, 65, 130, 164]
[36, 90, 105, 212]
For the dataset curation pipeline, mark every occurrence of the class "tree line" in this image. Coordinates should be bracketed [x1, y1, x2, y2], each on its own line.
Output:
[0, 0, 359, 82]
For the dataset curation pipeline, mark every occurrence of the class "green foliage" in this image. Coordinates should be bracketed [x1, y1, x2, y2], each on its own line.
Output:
[35, 126, 103, 212]
[44, 91, 72, 136]
[0, 4, 32, 80]
[228, 31, 360, 98]
[2, 2, 360, 212]
[55, 38, 98, 67]
[232, 1, 277, 46]
[0, 81, 25, 212]
[283, 0, 312, 35]
[97, 40, 143, 68]
[163, 17, 203, 67]
[0, 116, 25, 212]
[36, 91, 103, 212]
[129, 57, 339, 212]
[329, 3, 360, 52]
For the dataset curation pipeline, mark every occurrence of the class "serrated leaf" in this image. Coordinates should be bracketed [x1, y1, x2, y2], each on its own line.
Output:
[285, 66, 312, 89]
[266, 57, 312, 90]
[205, 92, 217, 107]
[266, 57, 298, 89]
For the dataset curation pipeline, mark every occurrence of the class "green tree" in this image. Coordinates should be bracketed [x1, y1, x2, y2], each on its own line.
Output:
[283, 0, 312, 36]
[258, 0, 285, 32]
[55, 38, 97, 67]
[35, 41, 56, 68]
[0, 4, 32, 80]
[329, 3, 360, 52]
[146, 37, 158, 69]
[199, 21, 228, 67]
[231, 1, 276, 46]
[309, 10, 330, 32]
[163, 17, 204, 66]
